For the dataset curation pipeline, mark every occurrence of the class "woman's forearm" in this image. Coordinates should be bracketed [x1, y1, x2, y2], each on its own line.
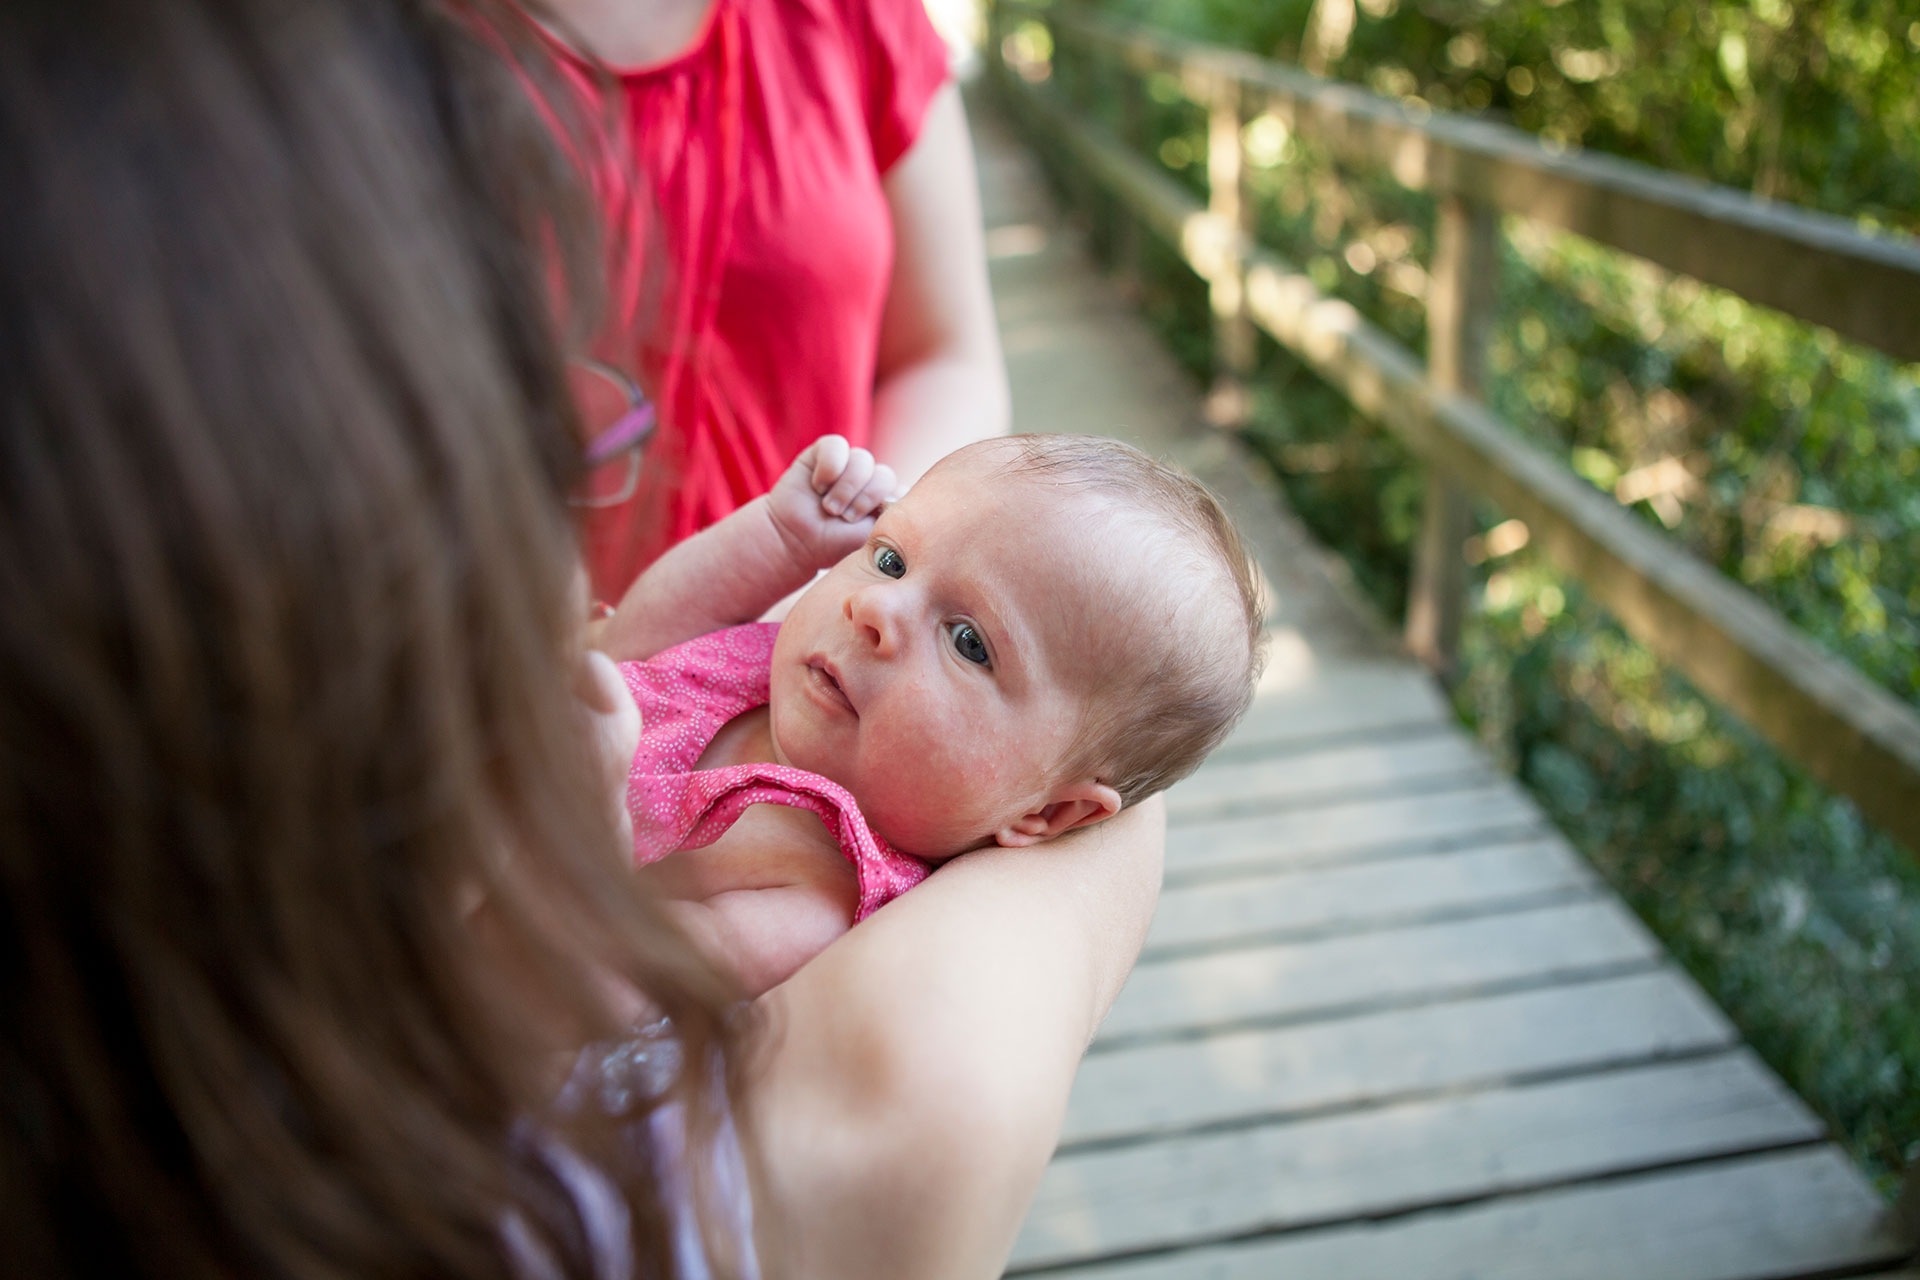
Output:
[870, 352, 1009, 493]
[870, 83, 1010, 494]
[741, 797, 1165, 1278]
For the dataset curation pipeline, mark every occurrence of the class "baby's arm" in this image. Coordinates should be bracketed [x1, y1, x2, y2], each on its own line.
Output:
[599, 437, 895, 661]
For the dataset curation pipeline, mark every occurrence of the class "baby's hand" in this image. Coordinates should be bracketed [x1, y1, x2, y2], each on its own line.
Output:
[765, 435, 897, 573]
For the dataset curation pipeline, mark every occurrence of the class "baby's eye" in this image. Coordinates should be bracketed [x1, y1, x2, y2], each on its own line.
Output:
[873, 546, 905, 579]
[948, 621, 991, 667]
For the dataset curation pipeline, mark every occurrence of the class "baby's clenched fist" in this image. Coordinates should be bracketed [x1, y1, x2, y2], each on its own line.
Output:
[765, 435, 898, 572]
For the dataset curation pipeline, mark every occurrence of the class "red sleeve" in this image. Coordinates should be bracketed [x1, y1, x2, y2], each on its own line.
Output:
[837, 0, 951, 172]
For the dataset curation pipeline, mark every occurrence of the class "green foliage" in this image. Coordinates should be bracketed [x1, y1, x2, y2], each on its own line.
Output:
[1023, 0, 1920, 1189]
[1463, 562, 1920, 1188]
[1095, 0, 1920, 232]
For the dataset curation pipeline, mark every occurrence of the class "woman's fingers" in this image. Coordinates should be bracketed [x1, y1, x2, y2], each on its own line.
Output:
[578, 648, 641, 847]
[583, 648, 640, 744]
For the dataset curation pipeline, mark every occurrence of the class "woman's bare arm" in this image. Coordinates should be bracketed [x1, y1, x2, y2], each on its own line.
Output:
[870, 84, 1010, 491]
[739, 795, 1165, 1279]
[658, 883, 851, 1001]
[640, 804, 863, 1000]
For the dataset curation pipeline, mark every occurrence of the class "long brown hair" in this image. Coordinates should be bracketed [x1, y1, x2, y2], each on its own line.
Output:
[0, 1, 741, 1275]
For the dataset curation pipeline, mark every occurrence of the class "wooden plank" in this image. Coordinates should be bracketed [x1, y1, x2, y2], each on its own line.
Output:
[1220, 662, 1452, 753]
[1032, 1147, 1905, 1280]
[1005, 1, 1920, 364]
[1001, 70, 1920, 862]
[1013, 1053, 1823, 1270]
[1146, 837, 1595, 954]
[1100, 899, 1658, 1042]
[1167, 780, 1546, 878]
[1065, 969, 1737, 1146]
[1167, 732, 1492, 822]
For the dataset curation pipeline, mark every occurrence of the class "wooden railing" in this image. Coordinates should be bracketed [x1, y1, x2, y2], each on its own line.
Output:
[986, 0, 1920, 861]
[987, 2, 1920, 1238]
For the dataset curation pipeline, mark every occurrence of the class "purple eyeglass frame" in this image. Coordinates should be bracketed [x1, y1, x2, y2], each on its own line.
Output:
[571, 358, 658, 509]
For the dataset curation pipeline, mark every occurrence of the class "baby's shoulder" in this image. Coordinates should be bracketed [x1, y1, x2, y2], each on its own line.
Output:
[625, 623, 781, 774]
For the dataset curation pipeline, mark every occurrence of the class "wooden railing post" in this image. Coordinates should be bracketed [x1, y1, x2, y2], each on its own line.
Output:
[1054, 22, 1080, 108]
[985, 0, 1009, 102]
[1206, 76, 1255, 426]
[1406, 195, 1498, 678]
[1050, 28, 1103, 225]
[1890, 1166, 1920, 1259]
[984, 0, 1000, 79]
[1110, 54, 1146, 296]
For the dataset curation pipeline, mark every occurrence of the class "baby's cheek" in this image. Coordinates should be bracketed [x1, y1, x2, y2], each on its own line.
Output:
[853, 779, 926, 852]
[857, 713, 1007, 853]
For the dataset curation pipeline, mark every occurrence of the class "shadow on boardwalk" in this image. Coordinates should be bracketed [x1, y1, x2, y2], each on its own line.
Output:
[965, 87, 1911, 1280]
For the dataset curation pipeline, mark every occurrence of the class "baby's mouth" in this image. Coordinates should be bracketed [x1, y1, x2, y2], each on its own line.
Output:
[808, 657, 857, 716]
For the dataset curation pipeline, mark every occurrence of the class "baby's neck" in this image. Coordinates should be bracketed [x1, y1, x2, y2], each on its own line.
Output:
[695, 706, 781, 772]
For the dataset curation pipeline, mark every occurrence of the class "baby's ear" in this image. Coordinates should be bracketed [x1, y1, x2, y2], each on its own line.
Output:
[995, 781, 1123, 848]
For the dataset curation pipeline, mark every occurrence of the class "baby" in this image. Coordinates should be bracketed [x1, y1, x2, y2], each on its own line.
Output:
[606, 434, 1264, 996]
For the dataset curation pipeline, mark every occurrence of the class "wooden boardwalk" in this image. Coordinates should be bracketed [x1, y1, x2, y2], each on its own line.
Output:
[968, 89, 1914, 1280]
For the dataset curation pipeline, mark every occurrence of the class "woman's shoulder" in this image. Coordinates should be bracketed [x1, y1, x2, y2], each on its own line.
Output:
[757, 0, 934, 41]
[776, 0, 949, 169]
[754, 0, 948, 95]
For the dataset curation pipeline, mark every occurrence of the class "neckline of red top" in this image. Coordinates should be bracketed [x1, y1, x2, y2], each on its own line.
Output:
[533, 0, 727, 80]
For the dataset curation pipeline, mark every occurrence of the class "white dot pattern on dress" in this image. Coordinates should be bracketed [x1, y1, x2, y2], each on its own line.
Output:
[622, 623, 930, 921]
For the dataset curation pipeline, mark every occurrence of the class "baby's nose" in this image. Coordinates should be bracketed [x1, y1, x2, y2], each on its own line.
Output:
[845, 584, 902, 656]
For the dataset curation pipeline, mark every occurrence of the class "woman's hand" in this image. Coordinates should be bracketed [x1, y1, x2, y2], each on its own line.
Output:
[574, 647, 641, 850]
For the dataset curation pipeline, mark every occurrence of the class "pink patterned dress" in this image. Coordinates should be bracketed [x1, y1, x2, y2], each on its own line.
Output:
[621, 623, 930, 921]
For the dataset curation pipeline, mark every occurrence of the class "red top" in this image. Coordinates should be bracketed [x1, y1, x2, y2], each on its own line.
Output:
[550, 0, 950, 600]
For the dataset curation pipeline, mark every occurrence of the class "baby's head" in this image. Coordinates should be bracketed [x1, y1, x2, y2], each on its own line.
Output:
[768, 435, 1265, 858]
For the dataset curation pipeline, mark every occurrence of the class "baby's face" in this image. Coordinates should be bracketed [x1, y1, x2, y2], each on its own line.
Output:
[767, 455, 1139, 857]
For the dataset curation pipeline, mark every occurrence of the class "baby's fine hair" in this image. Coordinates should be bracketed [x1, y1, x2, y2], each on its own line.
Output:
[991, 434, 1267, 806]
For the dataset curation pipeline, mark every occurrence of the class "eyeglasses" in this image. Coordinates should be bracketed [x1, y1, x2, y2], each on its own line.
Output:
[568, 358, 657, 509]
